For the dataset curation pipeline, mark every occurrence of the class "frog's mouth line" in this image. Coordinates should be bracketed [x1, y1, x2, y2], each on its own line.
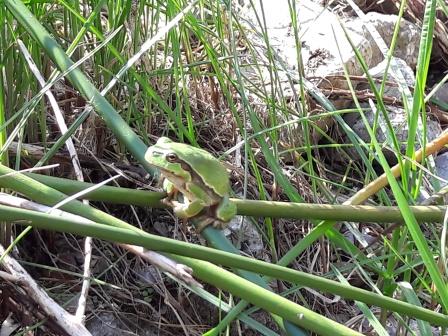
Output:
[160, 169, 187, 182]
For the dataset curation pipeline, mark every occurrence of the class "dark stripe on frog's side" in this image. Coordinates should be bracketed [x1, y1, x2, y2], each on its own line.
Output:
[177, 160, 223, 202]
[170, 143, 230, 196]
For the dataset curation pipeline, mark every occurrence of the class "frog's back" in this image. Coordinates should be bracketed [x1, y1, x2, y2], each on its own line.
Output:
[173, 142, 230, 196]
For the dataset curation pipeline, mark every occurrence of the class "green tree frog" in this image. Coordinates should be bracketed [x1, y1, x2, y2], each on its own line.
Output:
[145, 137, 236, 231]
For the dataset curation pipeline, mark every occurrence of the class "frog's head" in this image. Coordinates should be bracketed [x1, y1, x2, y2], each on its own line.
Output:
[145, 137, 191, 181]
[145, 137, 231, 196]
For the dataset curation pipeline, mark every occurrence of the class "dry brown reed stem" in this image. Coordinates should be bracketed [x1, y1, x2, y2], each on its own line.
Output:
[346, 131, 448, 205]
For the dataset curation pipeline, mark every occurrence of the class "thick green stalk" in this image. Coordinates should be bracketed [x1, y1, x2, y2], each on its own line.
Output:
[25, 173, 447, 223]
[24, 173, 167, 207]
[173, 256, 359, 336]
[0, 204, 447, 328]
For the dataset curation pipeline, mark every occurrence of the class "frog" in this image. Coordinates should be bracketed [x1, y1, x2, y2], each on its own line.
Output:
[144, 137, 236, 232]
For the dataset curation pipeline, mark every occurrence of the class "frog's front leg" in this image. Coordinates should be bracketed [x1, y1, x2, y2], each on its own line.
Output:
[171, 198, 204, 219]
[162, 178, 175, 196]
[160, 178, 178, 207]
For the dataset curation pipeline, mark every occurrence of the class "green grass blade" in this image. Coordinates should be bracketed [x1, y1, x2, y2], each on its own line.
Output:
[397, 282, 433, 336]
[333, 266, 388, 336]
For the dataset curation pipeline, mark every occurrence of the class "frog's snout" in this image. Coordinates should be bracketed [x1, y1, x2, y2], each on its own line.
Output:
[145, 147, 165, 160]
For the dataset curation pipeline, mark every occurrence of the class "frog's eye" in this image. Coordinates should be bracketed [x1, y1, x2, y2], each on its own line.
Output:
[166, 153, 178, 162]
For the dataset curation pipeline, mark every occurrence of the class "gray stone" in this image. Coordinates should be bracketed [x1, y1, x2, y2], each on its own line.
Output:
[435, 151, 448, 187]
[347, 12, 420, 69]
[344, 105, 442, 163]
[357, 57, 415, 100]
[223, 215, 264, 257]
[432, 82, 448, 105]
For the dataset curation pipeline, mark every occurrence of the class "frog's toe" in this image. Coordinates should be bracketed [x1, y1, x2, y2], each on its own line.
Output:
[194, 216, 229, 232]
[211, 220, 229, 230]
[193, 215, 230, 233]
[195, 217, 215, 232]
[161, 198, 173, 207]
